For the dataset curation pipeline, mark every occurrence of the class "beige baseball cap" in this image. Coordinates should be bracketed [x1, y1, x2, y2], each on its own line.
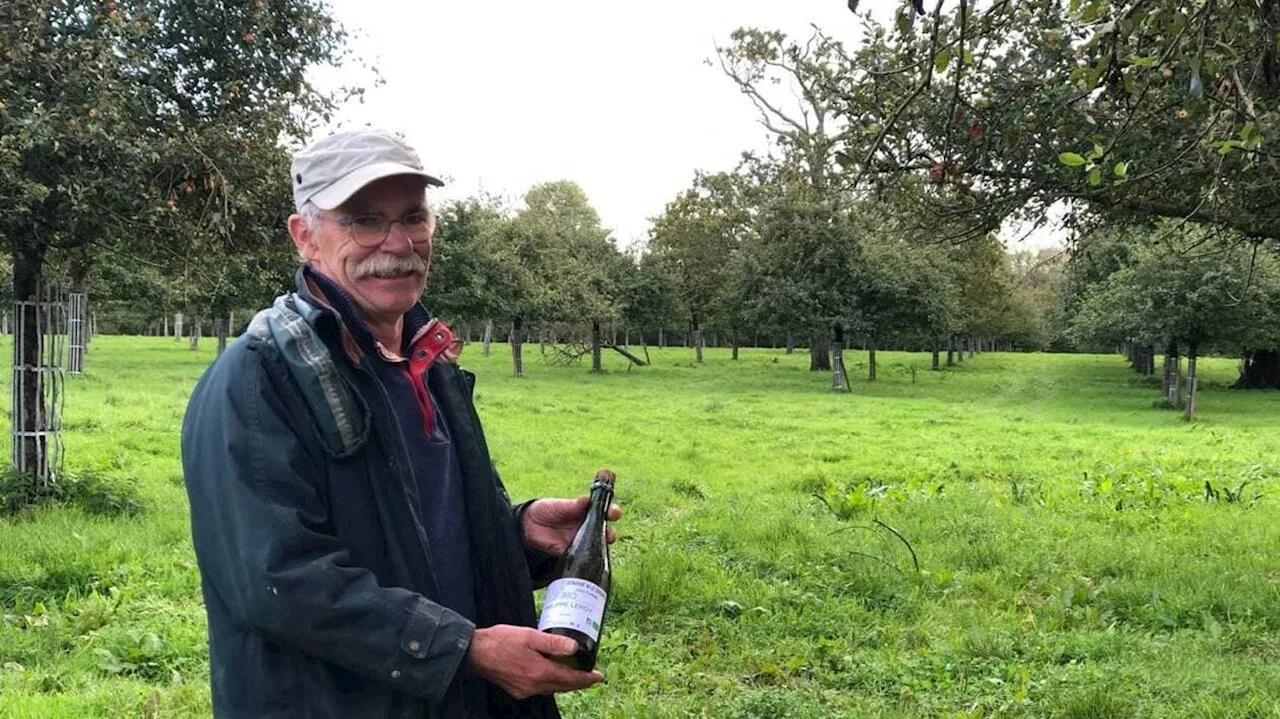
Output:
[290, 127, 444, 211]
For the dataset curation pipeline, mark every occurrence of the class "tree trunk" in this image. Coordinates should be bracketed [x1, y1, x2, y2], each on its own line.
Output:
[731, 330, 739, 361]
[1161, 347, 1170, 397]
[1131, 344, 1154, 375]
[13, 245, 52, 481]
[658, 328, 665, 348]
[511, 318, 524, 378]
[693, 315, 704, 363]
[786, 330, 795, 355]
[947, 336, 956, 367]
[163, 315, 169, 338]
[931, 338, 941, 371]
[483, 319, 493, 357]
[591, 320, 602, 373]
[174, 312, 184, 340]
[189, 318, 202, 350]
[831, 325, 848, 391]
[868, 338, 878, 381]
[216, 318, 229, 356]
[1184, 343, 1199, 421]
[1144, 346, 1153, 375]
[967, 336, 974, 359]
[1233, 349, 1280, 389]
[624, 328, 630, 347]
[810, 335, 831, 372]
[1163, 343, 1180, 408]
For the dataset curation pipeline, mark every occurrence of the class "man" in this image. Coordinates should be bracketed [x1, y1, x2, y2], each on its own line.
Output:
[180, 127, 619, 718]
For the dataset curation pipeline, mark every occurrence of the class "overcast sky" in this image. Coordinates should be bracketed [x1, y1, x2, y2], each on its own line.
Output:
[311, 0, 1061, 251]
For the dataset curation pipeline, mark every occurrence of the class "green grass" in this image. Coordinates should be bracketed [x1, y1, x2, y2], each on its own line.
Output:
[2, 337, 1279, 717]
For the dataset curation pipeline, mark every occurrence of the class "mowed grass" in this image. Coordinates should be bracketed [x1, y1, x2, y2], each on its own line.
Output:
[1, 336, 1279, 718]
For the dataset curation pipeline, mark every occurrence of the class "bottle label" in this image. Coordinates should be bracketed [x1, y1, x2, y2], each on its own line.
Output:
[537, 578, 607, 641]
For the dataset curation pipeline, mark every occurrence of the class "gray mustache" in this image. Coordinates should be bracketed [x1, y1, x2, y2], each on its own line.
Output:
[352, 253, 428, 280]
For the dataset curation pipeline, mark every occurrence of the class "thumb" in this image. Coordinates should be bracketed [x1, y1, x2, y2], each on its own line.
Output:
[532, 630, 579, 657]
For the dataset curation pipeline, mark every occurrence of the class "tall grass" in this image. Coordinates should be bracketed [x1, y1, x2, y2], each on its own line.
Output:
[0, 337, 1277, 717]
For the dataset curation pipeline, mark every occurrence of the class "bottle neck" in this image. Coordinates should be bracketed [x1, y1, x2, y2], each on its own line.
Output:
[585, 480, 613, 527]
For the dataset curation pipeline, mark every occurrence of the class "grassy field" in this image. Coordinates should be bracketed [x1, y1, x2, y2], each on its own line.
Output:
[1, 336, 1279, 718]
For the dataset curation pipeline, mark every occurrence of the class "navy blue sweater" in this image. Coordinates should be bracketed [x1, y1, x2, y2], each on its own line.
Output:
[307, 267, 477, 622]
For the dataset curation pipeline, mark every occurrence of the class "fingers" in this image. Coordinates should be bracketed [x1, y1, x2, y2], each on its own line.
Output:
[557, 496, 590, 521]
[543, 665, 605, 693]
[606, 503, 622, 521]
[535, 659, 606, 692]
[531, 630, 579, 657]
[605, 528, 616, 544]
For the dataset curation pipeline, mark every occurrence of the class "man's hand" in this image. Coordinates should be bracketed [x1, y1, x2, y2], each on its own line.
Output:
[466, 625, 604, 699]
[522, 497, 622, 556]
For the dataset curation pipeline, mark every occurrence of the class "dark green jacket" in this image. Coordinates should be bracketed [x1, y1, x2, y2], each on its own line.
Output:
[180, 270, 561, 718]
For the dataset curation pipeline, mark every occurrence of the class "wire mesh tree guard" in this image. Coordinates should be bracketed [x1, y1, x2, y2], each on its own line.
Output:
[68, 292, 87, 374]
[12, 284, 68, 484]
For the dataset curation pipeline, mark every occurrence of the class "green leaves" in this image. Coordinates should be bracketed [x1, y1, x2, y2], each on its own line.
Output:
[1058, 152, 1087, 167]
[934, 48, 952, 74]
[1, 0, 360, 320]
[1209, 123, 1266, 157]
[1059, 143, 1131, 189]
[895, 9, 913, 36]
[840, 0, 1280, 243]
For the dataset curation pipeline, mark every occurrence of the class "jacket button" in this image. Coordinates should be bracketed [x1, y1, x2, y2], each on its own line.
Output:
[390, 669, 402, 680]
[408, 640, 421, 652]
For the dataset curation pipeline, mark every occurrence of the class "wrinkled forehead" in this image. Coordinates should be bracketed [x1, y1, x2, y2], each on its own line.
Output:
[339, 174, 430, 215]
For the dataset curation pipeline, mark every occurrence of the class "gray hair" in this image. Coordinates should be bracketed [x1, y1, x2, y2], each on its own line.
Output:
[300, 201, 324, 230]
[296, 201, 323, 263]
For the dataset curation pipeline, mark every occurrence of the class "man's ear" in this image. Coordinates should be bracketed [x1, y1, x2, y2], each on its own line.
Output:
[288, 213, 315, 260]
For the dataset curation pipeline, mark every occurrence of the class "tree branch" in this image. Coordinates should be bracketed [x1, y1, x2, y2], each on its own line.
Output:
[716, 44, 810, 136]
[847, 0, 947, 191]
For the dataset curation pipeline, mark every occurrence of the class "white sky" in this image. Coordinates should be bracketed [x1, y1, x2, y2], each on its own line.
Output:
[311, 0, 1063, 252]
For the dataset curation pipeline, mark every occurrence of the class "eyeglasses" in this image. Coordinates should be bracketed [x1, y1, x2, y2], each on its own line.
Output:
[333, 210, 436, 248]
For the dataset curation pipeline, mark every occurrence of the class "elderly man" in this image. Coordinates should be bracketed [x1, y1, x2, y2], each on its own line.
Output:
[180, 127, 617, 718]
